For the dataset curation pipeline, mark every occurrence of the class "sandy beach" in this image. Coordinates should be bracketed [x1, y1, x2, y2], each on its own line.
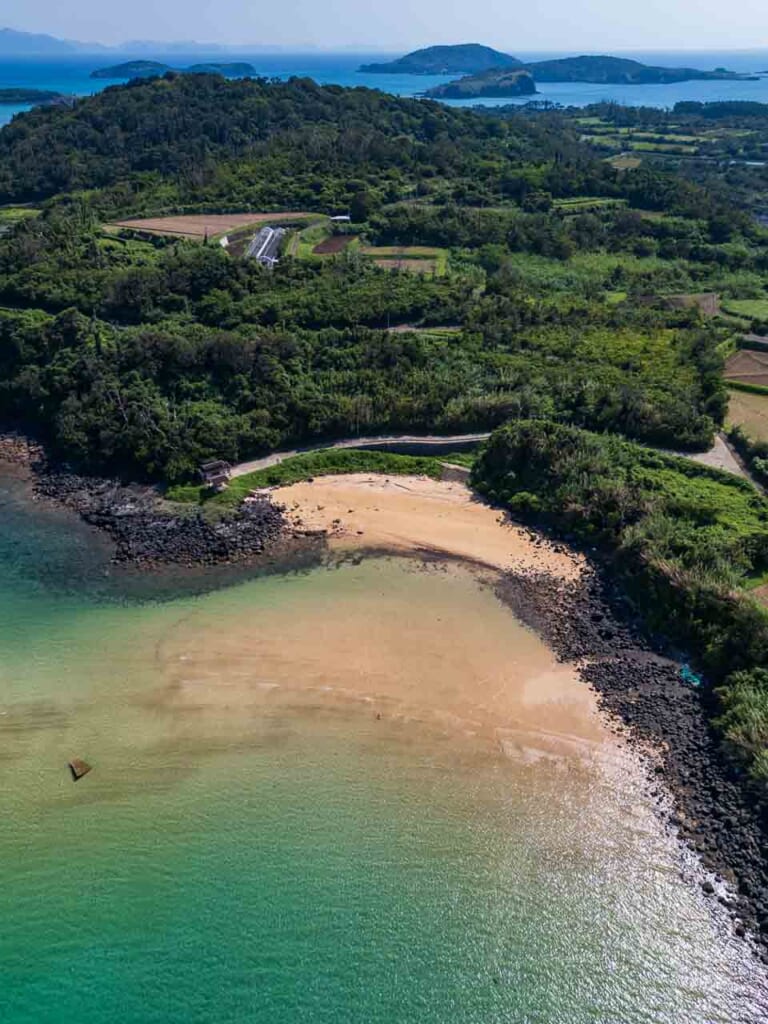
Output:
[273, 473, 585, 579]
[156, 477, 607, 765]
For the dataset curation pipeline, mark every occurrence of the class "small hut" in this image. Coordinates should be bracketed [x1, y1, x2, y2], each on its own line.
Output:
[199, 459, 232, 492]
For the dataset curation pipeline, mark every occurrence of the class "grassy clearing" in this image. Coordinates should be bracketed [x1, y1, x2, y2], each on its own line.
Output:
[722, 298, 768, 320]
[553, 197, 627, 215]
[608, 154, 642, 170]
[290, 220, 332, 259]
[167, 448, 470, 508]
[629, 141, 699, 154]
[0, 206, 39, 224]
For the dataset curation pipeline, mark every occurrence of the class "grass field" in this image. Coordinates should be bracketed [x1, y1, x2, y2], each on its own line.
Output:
[728, 388, 768, 443]
[553, 197, 627, 213]
[629, 141, 699, 154]
[0, 206, 39, 223]
[722, 298, 768, 320]
[608, 154, 642, 170]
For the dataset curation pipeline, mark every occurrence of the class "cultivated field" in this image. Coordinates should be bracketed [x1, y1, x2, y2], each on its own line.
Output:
[363, 245, 447, 276]
[374, 258, 438, 274]
[664, 292, 720, 316]
[107, 212, 316, 239]
[726, 349, 768, 389]
[728, 388, 768, 443]
[313, 236, 354, 255]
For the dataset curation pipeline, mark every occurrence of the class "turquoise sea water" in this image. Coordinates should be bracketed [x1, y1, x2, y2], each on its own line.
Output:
[1, 49, 768, 127]
[2, 467, 768, 1022]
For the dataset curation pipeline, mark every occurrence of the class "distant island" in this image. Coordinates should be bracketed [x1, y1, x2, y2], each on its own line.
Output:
[0, 87, 66, 105]
[360, 44, 520, 75]
[426, 68, 536, 99]
[363, 45, 752, 87]
[523, 55, 752, 84]
[186, 62, 256, 76]
[91, 61, 256, 80]
[91, 61, 170, 79]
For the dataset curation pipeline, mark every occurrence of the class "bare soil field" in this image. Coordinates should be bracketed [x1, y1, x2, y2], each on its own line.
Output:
[665, 292, 720, 316]
[107, 212, 315, 239]
[726, 349, 768, 388]
[313, 235, 353, 255]
[362, 246, 442, 258]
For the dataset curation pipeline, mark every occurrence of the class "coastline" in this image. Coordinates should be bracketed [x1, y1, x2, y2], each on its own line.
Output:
[0, 433, 298, 569]
[3, 435, 768, 961]
[273, 472, 768, 960]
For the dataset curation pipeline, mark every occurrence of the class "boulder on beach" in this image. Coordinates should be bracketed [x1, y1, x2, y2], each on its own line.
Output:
[68, 758, 92, 782]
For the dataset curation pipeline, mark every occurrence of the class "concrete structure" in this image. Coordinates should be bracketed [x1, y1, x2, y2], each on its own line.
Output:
[199, 459, 232, 492]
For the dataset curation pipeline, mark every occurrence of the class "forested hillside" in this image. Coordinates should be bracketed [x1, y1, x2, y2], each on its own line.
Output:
[0, 74, 549, 208]
[0, 76, 765, 483]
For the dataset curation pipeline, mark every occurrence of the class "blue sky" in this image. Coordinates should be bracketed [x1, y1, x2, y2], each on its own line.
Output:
[5, 0, 768, 51]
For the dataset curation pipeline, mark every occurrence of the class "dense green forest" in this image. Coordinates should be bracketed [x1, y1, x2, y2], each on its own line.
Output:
[0, 75, 765, 485]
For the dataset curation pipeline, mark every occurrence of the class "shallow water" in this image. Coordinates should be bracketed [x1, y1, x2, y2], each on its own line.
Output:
[1, 467, 766, 1023]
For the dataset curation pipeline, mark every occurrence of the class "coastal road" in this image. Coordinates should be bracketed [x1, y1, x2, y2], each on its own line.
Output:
[229, 430, 759, 486]
[229, 433, 492, 478]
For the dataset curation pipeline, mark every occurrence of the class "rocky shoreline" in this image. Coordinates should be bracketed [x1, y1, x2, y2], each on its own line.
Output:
[497, 559, 768, 961]
[0, 432, 292, 568]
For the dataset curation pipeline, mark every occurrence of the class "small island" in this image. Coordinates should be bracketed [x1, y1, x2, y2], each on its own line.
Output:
[360, 44, 521, 75]
[426, 68, 536, 99]
[523, 55, 749, 84]
[0, 87, 66, 105]
[186, 62, 256, 76]
[91, 60, 171, 79]
[91, 60, 256, 80]
[362, 45, 751, 87]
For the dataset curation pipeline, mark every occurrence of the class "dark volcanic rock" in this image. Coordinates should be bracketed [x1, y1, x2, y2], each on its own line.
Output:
[33, 469, 288, 567]
[497, 560, 768, 953]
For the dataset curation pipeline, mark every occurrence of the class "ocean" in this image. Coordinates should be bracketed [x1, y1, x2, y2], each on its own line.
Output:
[1, 465, 767, 1022]
[1, 49, 768, 128]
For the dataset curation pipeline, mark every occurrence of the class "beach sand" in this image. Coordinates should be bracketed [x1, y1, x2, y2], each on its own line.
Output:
[156, 478, 608, 765]
[274, 473, 584, 579]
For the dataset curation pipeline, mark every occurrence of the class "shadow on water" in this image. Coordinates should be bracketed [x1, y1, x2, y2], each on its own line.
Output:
[0, 465, 325, 606]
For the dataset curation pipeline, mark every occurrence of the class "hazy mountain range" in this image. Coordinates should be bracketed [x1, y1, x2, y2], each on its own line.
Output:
[0, 27, 294, 56]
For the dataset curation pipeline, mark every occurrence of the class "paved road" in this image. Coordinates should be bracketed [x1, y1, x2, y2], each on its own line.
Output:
[688, 434, 749, 478]
[229, 430, 760, 487]
[230, 433, 491, 478]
